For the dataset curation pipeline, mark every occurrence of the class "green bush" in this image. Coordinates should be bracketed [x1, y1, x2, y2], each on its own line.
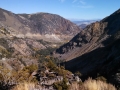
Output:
[46, 60, 57, 71]
[23, 64, 38, 74]
[53, 77, 69, 90]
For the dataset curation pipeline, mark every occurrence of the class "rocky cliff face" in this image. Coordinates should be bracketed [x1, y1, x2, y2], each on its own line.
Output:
[54, 8, 120, 87]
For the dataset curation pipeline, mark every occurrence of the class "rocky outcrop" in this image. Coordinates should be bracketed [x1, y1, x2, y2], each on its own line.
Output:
[33, 63, 81, 89]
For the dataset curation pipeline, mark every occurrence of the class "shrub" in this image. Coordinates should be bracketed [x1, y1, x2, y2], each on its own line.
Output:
[14, 64, 38, 82]
[53, 77, 69, 90]
[46, 60, 56, 68]
[23, 64, 38, 74]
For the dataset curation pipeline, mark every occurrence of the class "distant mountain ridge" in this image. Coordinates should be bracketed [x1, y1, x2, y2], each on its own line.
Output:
[72, 20, 100, 25]
[19, 13, 81, 35]
[72, 19, 100, 29]
[0, 8, 81, 42]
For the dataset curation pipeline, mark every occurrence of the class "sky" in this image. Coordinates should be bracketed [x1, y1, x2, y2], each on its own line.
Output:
[0, 0, 120, 20]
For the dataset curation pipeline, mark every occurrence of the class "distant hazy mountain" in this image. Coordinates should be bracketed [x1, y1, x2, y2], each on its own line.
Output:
[72, 19, 100, 29]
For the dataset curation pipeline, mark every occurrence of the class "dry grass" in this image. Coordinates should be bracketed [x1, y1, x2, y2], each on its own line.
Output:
[70, 78, 116, 90]
[69, 82, 82, 90]
[12, 78, 116, 90]
[12, 82, 42, 90]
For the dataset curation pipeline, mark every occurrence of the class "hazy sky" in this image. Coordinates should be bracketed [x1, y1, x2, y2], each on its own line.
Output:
[0, 0, 120, 20]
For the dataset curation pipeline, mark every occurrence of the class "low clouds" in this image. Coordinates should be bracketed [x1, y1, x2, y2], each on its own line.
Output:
[72, 0, 93, 8]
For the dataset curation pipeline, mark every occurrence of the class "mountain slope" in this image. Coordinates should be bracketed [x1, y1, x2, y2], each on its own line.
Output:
[54, 8, 120, 86]
[0, 8, 81, 42]
[20, 13, 80, 35]
[0, 8, 81, 70]
[18, 13, 81, 42]
[55, 8, 120, 61]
